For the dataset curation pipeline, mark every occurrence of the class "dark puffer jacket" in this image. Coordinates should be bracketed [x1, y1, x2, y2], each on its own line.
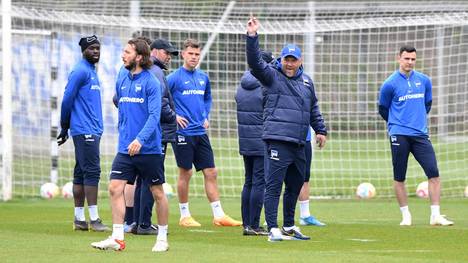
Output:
[246, 34, 327, 145]
[236, 71, 264, 156]
[148, 57, 177, 143]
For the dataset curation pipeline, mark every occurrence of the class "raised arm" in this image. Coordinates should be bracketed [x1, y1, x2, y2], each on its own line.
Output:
[246, 16, 275, 86]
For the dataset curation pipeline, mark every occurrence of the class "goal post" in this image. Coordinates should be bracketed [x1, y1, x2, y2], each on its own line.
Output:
[2, 1, 468, 200]
[2, 0, 13, 201]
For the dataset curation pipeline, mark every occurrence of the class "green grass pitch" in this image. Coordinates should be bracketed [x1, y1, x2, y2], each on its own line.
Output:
[1, 197, 467, 262]
[11, 138, 468, 199]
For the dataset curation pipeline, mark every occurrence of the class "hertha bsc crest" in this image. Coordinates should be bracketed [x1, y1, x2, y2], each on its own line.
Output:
[177, 135, 187, 145]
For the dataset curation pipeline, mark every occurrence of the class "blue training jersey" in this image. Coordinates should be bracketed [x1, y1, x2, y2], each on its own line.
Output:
[167, 66, 212, 136]
[60, 59, 103, 136]
[379, 70, 432, 136]
[115, 69, 162, 154]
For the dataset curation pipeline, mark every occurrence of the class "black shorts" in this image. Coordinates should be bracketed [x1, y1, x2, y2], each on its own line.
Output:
[172, 134, 215, 171]
[72, 134, 101, 186]
[110, 153, 165, 186]
[390, 135, 439, 182]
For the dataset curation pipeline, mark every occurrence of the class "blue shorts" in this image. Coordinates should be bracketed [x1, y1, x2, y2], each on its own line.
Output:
[110, 153, 165, 186]
[304, 141, 312, 182]
[390, 135, 439, 182]
[72, 134, 101, 186]
[172, 134, 215, 171]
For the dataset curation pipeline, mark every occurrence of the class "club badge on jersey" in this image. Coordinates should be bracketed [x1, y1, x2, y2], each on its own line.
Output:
[177, 135, 187, 145]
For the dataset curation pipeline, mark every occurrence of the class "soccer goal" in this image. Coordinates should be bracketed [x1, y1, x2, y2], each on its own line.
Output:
[2, 0, 468, 200]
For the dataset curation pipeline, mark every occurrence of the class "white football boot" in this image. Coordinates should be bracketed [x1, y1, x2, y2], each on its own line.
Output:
[91, 236, 125, 251]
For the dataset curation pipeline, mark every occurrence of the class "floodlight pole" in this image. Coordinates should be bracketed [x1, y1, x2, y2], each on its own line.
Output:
[2, 0, 13, 201]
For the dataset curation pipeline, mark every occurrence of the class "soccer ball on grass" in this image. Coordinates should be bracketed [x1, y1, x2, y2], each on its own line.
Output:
[40, 182, 60, 199]
[62, 182, 74, 199]
[356, 182, 376, 199]
[416, 181, 429, 198]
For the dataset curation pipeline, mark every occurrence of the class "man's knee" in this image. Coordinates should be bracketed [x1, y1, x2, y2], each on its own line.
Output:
[150, 185, 166, 200]
[203, 167, 217, 180]
[108, 180, 125, 197]
[178, 169, 193, 184]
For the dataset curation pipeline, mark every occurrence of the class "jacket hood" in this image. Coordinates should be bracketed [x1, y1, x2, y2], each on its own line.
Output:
[240, 71, 261, 91]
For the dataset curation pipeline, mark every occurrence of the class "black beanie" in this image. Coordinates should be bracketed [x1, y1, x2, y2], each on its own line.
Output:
[79, 35, 100, 52]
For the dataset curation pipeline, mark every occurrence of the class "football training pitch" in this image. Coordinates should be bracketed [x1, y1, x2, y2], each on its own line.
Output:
[1, 197, 467, 262]
[11, 138, 468, 199]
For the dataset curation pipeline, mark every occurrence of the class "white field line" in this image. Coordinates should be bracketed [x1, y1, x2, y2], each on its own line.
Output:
[188, 229, 217, 233]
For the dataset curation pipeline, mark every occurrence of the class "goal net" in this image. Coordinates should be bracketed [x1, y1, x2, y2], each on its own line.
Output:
[2, 0, 468, 200]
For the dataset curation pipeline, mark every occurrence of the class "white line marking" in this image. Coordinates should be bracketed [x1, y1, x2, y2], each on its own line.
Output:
[348, 238, 377, 242]
[188, 229, 216, 233]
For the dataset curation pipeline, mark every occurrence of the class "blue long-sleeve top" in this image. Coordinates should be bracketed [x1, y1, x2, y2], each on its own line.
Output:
[167, 66, 212, 136]
[115, 69, 162, 154]
[378, 70, 432, 137]
[60, 59, 103, 136]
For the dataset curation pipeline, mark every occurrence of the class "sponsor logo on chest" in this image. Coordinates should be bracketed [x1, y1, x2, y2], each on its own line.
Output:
[398, 93, 424, 102]
[182, 89, 205, 95]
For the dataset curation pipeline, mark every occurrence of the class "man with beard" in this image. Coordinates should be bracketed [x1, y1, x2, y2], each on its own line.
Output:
[246, 17, 327, 242]
[58, 35, 109, 232]
[127, 38, 178, 235]
[91, 38, 169, 252]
